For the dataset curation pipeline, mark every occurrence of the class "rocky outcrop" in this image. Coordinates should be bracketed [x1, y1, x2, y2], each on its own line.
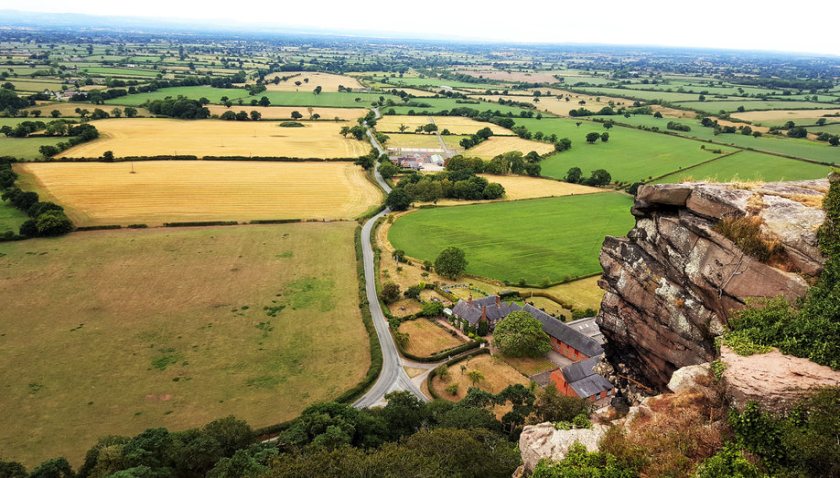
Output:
[667, 363, 711, 394]
[721, 345, 840, 412]
[597, 180, 828, 390]
[518, 422, 608, 473]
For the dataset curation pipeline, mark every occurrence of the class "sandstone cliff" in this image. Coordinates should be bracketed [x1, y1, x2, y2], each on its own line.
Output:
[597, 180, 829, 390]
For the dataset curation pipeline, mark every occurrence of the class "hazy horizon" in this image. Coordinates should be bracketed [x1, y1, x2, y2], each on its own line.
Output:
[1, 0, 838, 57]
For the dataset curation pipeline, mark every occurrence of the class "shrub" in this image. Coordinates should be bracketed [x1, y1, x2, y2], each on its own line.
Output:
[713, 216, 779, 262]
[278, 121, 304, 127]
[404, 285, 422, 299]
[380, 282, 401, 304]
[446, 384, 459, 396]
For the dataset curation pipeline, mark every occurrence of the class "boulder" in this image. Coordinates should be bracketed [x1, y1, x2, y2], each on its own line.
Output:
[518, 422, 608, 473]
[668, 363, 711, 394]
[721, 345, 840, 413]
[597, 180, 828, 390]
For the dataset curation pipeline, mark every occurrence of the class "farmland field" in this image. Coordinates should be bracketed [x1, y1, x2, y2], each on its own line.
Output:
[0, 136, 70, 160]
[204, 105, 364, 120]
[16, 161, 382, 226]
[676, 100, 835, 114]
[470, 92, 637, 117]
[376, 115, 513, 135]
[105, 86, 398, 108]
[384, 133, 464, 149]
[383, 97, 541, 116]
[652, 151, 832, 184]
[477, 174, 602, 200]
[0, 222, 369, 466]
[264, 71, 363, 92]
[466, 136, 556, 158]
[512, 118, 734, 183]
[388, 193, 634, 285]
[55, 118, 369, 159]
[731, 109, 840, 125]
[0, 199, 27, 234]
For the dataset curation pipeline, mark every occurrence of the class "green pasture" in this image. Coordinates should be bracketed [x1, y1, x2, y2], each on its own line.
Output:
[675, 100, 834, 114]
[388, 193, 635, 285]
[106, 86, 397, 108]
[0, 200, 27, 234]
[653, 151, 832, 184]
[384, 97, 545, 117]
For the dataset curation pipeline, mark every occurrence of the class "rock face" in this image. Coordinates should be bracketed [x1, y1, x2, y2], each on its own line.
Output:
[518, 422, 607, 473]
[597, 180, 828, 390]
[721, 345, 840, 412]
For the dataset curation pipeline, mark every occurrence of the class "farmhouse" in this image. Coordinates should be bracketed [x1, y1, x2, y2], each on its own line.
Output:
[522, 305, 603, 362]
[450, 295, 521, 329]
[549, 355, 614, 402]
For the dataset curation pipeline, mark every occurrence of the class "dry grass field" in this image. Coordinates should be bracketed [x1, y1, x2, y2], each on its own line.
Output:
[264, 72, 363, 92]
[205, 105, 365, 121]
[456, 69, 561, 83]
[385, 133, 464, 150]
[376, 115, 512, 135]
[56, 118, 369, 159]
[470, 91, 634, 117]
[466, 136, 555, 158]
[477, 174, 602, 200]
[731, 108, 840, 125]
[398, 319, 465, 357]
[0, 222, 369, 467]
[16, 161, 382, 226]
[388, 87, 439, 97]
[430, 354, 529, 401]
[24, 102, 152, 117]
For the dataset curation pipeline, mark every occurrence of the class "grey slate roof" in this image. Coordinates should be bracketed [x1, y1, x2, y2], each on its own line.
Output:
[566, 316, 605, 344]
[451, 296, 521, 326]
[522, 305, 603, 357]
[561, 354, 613, 398]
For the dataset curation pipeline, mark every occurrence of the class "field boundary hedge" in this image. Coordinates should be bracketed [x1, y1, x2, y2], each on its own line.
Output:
[425, 347, 491, 400]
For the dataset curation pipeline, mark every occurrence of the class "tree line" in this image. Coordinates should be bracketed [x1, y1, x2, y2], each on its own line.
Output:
[0, 159, 73, 239]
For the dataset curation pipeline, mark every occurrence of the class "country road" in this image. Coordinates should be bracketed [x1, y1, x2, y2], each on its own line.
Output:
[353, 125, 429, 408]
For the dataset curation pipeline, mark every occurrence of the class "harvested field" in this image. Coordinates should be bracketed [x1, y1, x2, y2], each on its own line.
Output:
[731, 108, 840, 126]
[477, 174, 602, 200]
[466, 136, 555, 158]
[264, 72, 363, 92]
[16, 161, 382, 226]
[470, 91, 635, 117]
[376, 115, 512, 135]
[0, 222, 369, 467]
[24, 102, 153, 117]
[398, 319, 465, 357]
[388, 87, 439, 97]
[456, 69, 561, 84]
[205, 105, 364, 121]
[430, 354, 529, 401]
[56, 118, 369, 159]
[385, 133, 464, 150]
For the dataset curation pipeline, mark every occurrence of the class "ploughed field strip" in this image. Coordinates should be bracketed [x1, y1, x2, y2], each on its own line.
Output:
[15, 161, 382, 226]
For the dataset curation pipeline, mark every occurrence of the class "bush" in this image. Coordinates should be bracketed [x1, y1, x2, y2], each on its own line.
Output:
[713, 216, 779, 262]
[380, 282, 401, 304]
[278, 121, 304, 127]
[531, 443, 636, 478]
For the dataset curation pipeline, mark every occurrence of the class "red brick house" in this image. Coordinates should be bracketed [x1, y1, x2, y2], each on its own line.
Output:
[549, 355, 614, 401]
[522, 305, 603, 362]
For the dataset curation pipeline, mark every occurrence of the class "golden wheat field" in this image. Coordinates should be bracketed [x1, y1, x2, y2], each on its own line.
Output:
[16, 161, 382, 226]
[376, 115, 512, 135]
[263, 72, 363, 92]
[205, 105, 365, 121]
[466, 136, 555, 158]
[731, 108, 840, 124]
[57, 118, 369, 158]
[470, 92, 634, 117]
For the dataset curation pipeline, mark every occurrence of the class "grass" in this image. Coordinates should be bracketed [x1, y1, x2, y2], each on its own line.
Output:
[0, 222, 369, 467]
[383, 97, 540, 116]
[16, 160, 382, 226]
[476, 174, 602, 201]
[105, 86, 399, 108]
[466, 136, 555, 158]
[512, 117, 734, 183]
[676, 100, 835, 115]
[499, 354, 557, 376]
[430, 354, 529, 402]
[80, 66, 161, 77]
[0, 136, 69, 160]
[537, 276, 605, 311]
[600, 114, 840, 165]
[388, 193, 634, 285]
[653, 151, 833, 183]
[0, 199, 27, 234]
[264, 72, 363, 92]
[204, 105, 364, 121]
[375, 115, 513, 135]
[385, 133, 465, 149]
[398, 319, 465, 357]
[54, 118, 370, 159]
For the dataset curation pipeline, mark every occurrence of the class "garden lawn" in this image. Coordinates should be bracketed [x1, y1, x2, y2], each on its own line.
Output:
[388, 193, 634, 285]
[513, 117, 733, 183]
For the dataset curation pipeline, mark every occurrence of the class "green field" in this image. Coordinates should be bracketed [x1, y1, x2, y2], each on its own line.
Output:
[510, 117, 733, 183]
[80, 66, 161, 77]
[571, 86, 701, 102]
[0, 136, 69, 160]
[675, 100, 834, 114]
[0, 222, 370, 467]
[0, 199, 27, 234]
[384, 97, 543, 116]
[384, 76, 502, 90]
[653, 151, 833, 184]
[594, 114, 840, 165]
[388, 193, 634, 285]
[105, 86, 398, 108]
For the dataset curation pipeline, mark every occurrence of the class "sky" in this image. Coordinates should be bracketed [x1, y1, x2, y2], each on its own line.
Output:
[3, 0, 839, 56]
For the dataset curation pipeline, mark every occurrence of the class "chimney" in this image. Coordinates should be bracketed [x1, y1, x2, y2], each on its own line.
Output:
[481, 305, 487, 322]
[495, 295, 500, 306]
[467, 295, 473, 305]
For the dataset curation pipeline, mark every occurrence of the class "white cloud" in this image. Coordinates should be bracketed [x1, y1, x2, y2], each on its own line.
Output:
[6, 0, 840, 56]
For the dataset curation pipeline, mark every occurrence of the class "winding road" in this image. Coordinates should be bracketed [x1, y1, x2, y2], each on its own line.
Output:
[353, 122, 430, 408]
